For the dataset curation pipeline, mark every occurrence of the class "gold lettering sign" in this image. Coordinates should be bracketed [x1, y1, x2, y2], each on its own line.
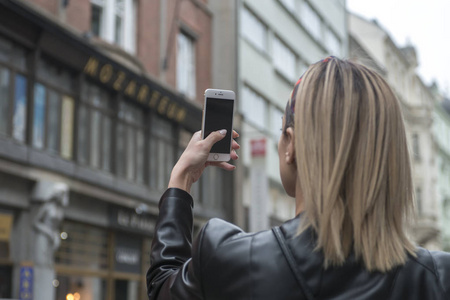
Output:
[83, 56, 191, 125]
[137, 85, 149, 103]
[166, 103, 177, 119]
[149, 91, 160, 108]
[99, 64, 113, 83]
[158, 97, 169, 115]
[176, 109, 187, 123]
[124, 80, 137, 97]
[84, 57, 99, 76]
[0, 213, 13, 242]
[113, 71, 126, 91]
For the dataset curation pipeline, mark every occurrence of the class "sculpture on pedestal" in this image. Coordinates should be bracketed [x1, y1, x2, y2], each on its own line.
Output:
[32, 181, 69, 267]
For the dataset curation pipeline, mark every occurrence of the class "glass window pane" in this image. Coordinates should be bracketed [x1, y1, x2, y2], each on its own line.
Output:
[61, 96, 74, 159]
[301, 2, 322, 40]
[241, 86, 267, 129]
[77, 105, 89, 164]
[115, 15, 123, 45]
[90, 110, 101, 168]
[136, 130, 145, 183]
[114, 279, 139, 300]
[126, 126, 135, 181]
[177, 33, 196, 99]
[149, 136, 157, 189]
[13, 74, 27, 142]
[55, 221, 108, 270]
[33, 84, 46, 149]
[0, 67, 10, 135]
[0, 36, 13, 63]
[157, 140, 165, 190]
[12, 46, 27, 71]
[91, 5, 103, 37]
[102, 116, 112, 171]
[241, 8, 267, 53]
[47, 90, 60, 153]
[271, 106, 284, 140]
[325, 28, 341, 56]
[55, 275, 106, 300]
[165, 142, 174, 187]
[273, 37, 296, 81]
[116, 123, 125, 177]
[151, 114, 172, 137]
[280, 0, 296, 12]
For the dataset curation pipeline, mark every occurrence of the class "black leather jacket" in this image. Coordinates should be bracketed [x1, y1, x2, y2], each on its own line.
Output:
[147, 188, 450, 299]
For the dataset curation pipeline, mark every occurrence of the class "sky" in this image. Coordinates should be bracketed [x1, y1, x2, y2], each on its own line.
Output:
[347, 0, 450, 97]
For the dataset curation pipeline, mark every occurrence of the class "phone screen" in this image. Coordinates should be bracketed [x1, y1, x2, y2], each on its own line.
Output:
[204, 97, 234, 153]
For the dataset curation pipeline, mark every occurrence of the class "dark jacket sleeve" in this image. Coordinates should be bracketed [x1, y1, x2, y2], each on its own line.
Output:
[146, 188, 203, 300]
[430, 250, 450, 298]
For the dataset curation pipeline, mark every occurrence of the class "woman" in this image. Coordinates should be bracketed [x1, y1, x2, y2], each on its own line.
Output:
[147, 57, 450, 299]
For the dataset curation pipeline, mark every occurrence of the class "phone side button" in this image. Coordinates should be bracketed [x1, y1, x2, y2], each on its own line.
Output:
[213, 154, 219, 160]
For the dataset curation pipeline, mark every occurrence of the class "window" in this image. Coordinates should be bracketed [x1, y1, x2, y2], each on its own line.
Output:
[325, 28, 341, 56]
[412, 133, 421, 161]
[177, 32, 196, 99]
[271, 106, 284, 141]
[241, 86, 267, 129]
[91, 0, 104, 37]
[300, 2, 322, 40]
[273, 37, 296, 82]
[78, 83, 114, 171]
[0, 67, 10, 136]
[13, 74, 27, 142]
[33, 58, 75, 157]
[280, 0, 296, 12]
[415, 187, 422, 215]
[90, 0, 136, 53]
[298, 60, 308, 76]
[241, 8, 268, 53]
[116, 101, 145, 183]
[114, 0, 124, 45]
[202, 167, 226, 210]
[55, 221, 108, 270]
[32, 84, 46, 149]
[149, 115, 175, 191]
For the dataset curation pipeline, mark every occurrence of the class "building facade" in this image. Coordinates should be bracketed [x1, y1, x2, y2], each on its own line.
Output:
[349, 13, 441, 249]
[0, 0, 234, 299]
[210, 0, 348, 230]
[433, 97, 450, 251]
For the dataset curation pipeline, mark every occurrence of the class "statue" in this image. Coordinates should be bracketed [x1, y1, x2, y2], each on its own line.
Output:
[32, 181, 69, 267]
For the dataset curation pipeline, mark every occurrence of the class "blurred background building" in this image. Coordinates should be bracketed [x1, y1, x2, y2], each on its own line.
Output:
[0, 0, 449, 299]
[349, 13, 441, 250]
[0, 0, 233, 299]
[433, 96, 450, 252]
[210, 0, 348, 230]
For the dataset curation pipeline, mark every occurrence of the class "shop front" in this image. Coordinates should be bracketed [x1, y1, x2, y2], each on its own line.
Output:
[0, 1, 233, 298]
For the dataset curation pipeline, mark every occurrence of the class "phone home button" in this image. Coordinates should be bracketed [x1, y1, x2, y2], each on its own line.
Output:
[213, 154, 219, 160]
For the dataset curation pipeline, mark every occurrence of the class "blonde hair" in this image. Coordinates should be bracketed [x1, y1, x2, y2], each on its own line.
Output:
[294, 58, 416, 272]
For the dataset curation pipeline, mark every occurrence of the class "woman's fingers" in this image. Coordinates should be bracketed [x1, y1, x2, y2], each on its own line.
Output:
[207, 161, 236, 171]
[231, 149, 239, 160]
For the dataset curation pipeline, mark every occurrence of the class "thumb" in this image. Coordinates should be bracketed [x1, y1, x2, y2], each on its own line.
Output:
[204, 129, 227, 146]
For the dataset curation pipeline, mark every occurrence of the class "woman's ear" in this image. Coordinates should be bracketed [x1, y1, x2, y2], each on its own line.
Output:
[285, 127, 296, 165]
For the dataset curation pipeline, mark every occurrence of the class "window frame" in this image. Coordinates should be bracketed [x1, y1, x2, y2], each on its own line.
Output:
[0, 37, 29, 143]
[176, 30, 197, 100]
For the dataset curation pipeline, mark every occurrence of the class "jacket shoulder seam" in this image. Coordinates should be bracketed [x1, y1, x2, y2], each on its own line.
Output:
[427, 249, 450, 298]
[386, 266, 401, 300]
[197, 221, 210, 299]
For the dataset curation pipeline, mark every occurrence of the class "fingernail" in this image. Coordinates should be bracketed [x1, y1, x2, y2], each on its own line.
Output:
[219, 129, 227, 135]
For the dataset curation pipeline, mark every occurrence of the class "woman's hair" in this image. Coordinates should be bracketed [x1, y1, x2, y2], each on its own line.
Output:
[292, 57, 416, 272]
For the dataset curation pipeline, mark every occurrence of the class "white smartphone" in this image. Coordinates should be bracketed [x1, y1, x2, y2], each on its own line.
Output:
[201, 89, 235, 162]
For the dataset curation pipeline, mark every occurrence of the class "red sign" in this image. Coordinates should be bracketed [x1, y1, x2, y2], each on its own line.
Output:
[251, 138, 266, 157]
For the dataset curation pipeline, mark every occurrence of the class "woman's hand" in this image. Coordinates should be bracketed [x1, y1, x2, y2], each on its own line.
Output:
[168, 129, 240, 193]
